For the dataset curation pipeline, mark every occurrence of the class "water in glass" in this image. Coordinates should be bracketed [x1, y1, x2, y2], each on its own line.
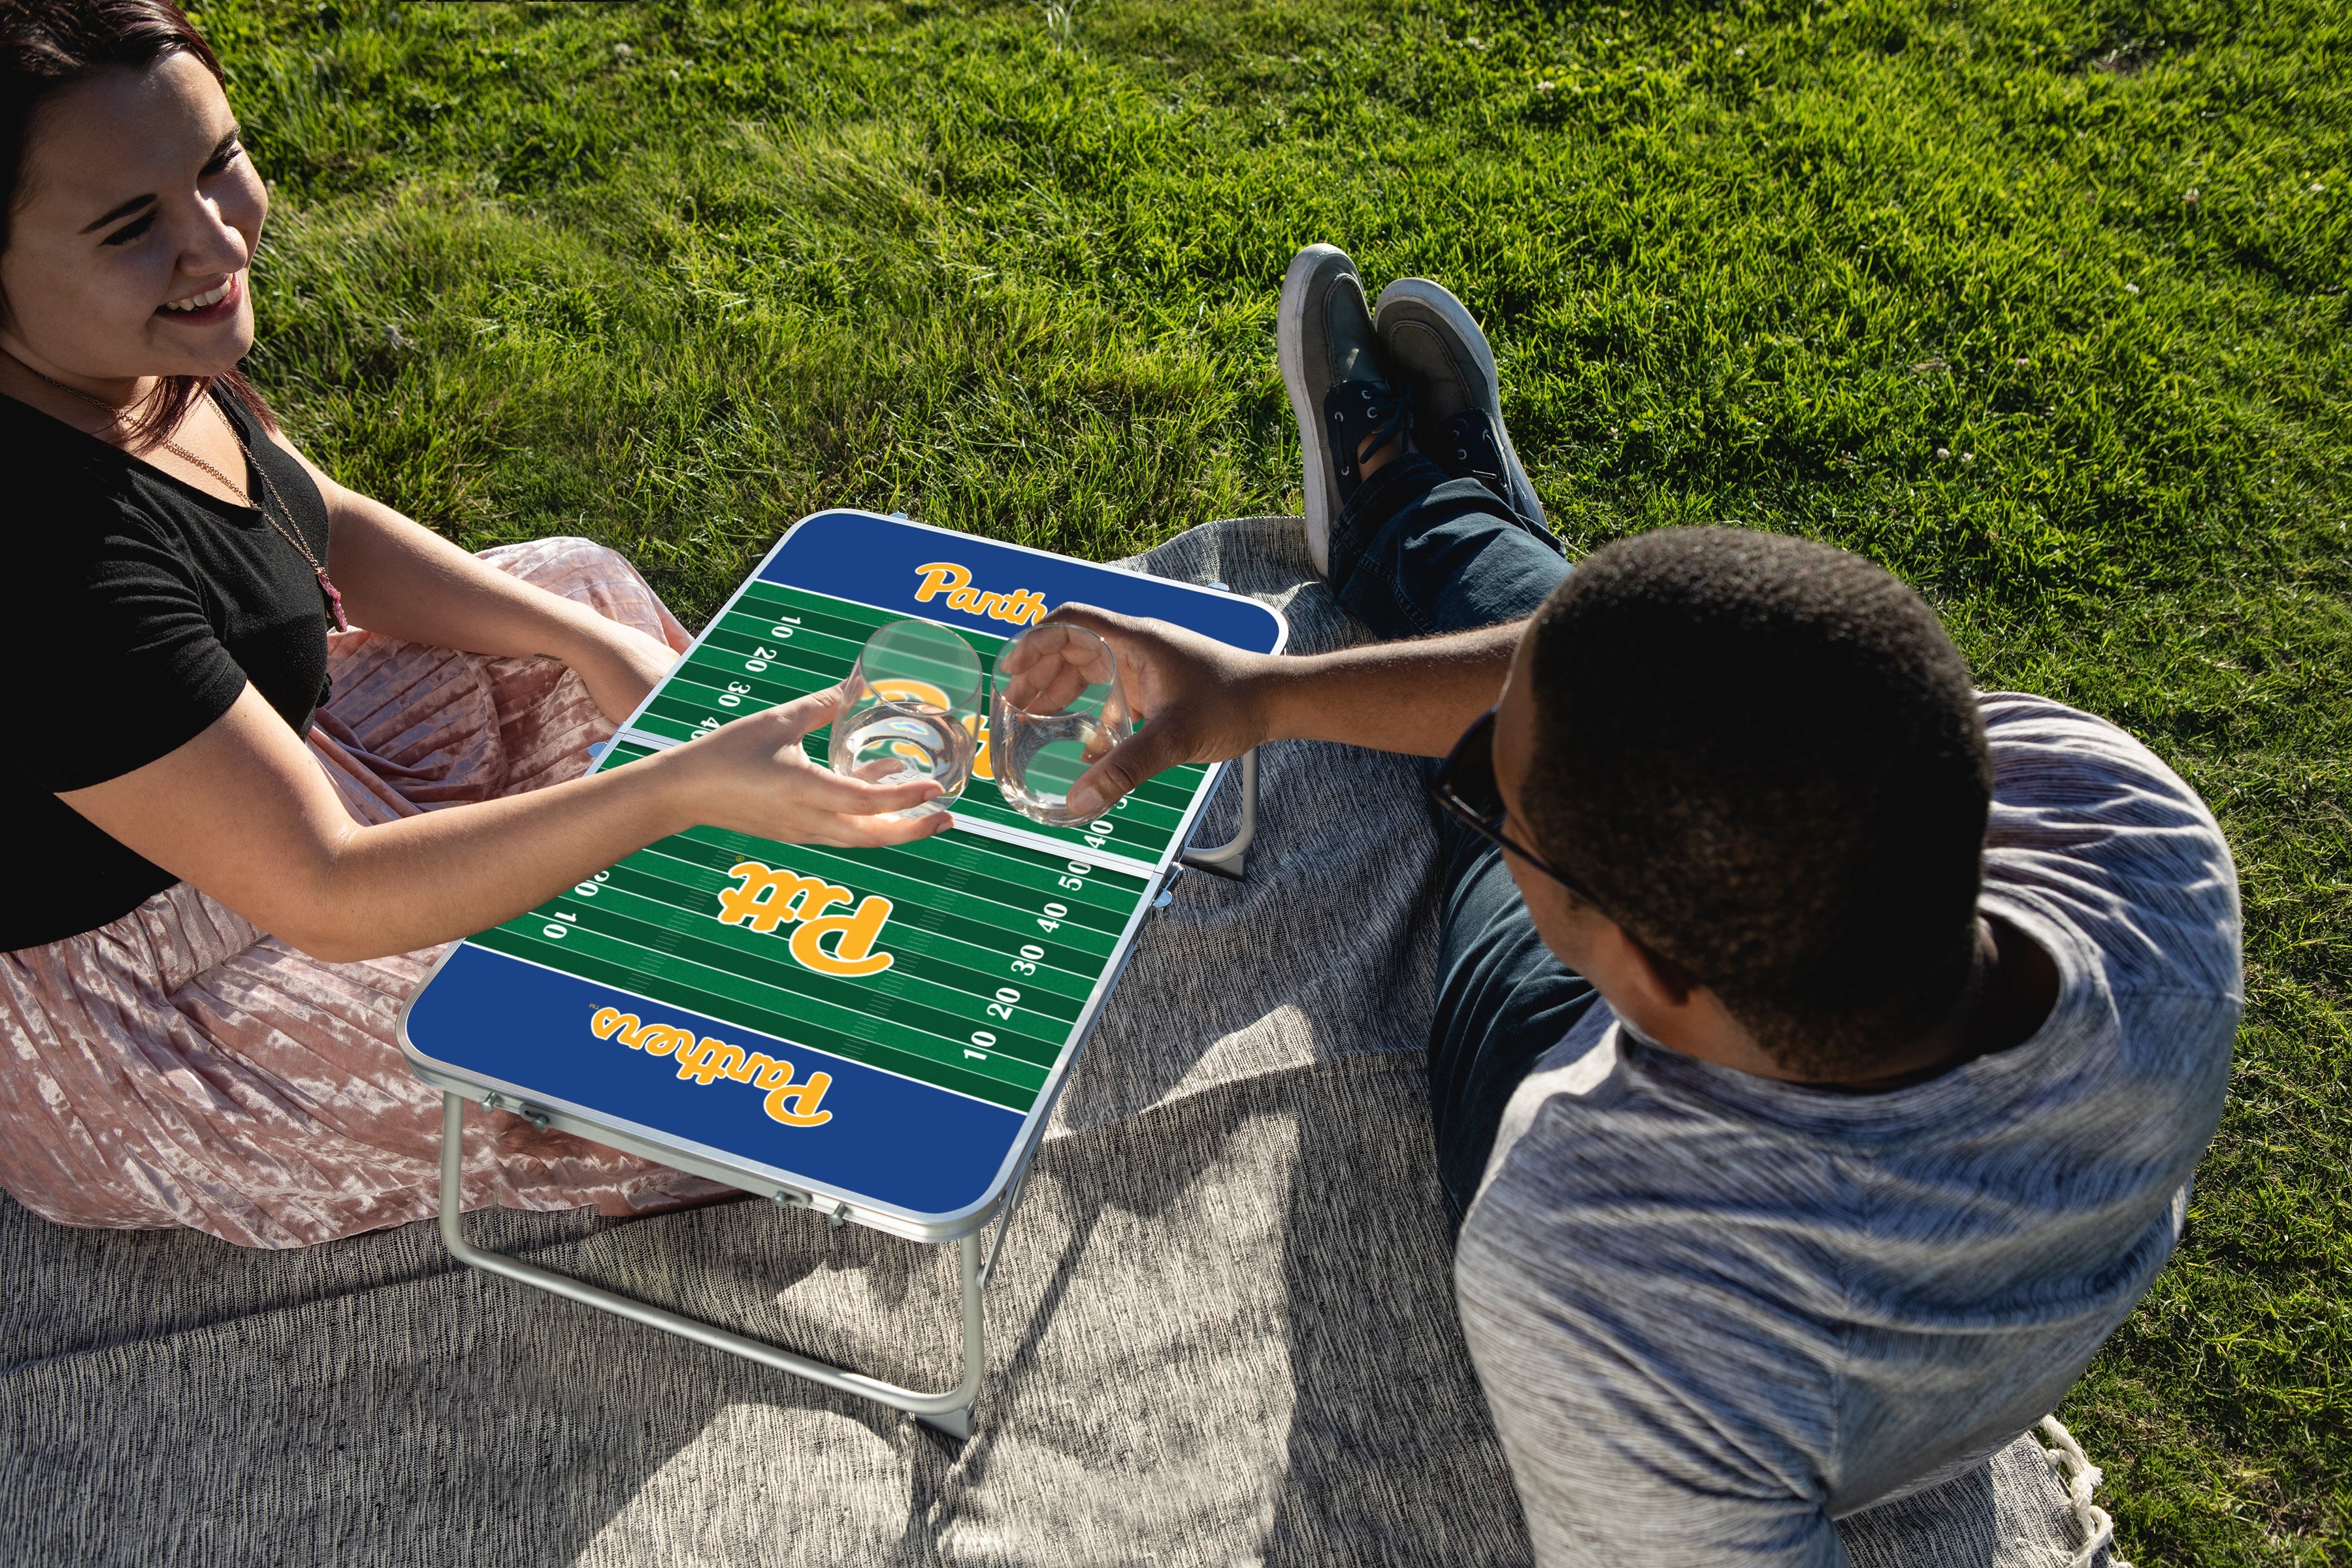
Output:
[829, 619, 983, 817]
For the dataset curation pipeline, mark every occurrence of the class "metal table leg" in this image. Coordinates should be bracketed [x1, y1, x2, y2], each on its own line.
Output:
[1180, 747, 1258, 879]
[436, 1094, 983, 1439]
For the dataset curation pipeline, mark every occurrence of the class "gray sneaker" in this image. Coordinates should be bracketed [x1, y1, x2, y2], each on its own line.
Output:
[1278, 244, 1408, 575]
[1373, 278, 1554, 544]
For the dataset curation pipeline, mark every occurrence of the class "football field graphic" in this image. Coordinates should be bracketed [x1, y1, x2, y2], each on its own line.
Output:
[402, 512, 1287, 1231]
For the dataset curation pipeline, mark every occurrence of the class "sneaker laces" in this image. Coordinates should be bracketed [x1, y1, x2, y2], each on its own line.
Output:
[1328, 374, 1415, 482]
[1437, 408, 1507, 485]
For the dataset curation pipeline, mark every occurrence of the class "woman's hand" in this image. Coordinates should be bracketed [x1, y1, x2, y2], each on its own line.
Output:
[1033, 604, 1279, 818]
[563, 619, 684, 726]
[62, 680, 947, 964]
[647, 685, 954, 848]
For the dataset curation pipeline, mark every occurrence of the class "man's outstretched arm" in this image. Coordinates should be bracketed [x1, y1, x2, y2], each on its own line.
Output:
[1039, 603, 1525, 819]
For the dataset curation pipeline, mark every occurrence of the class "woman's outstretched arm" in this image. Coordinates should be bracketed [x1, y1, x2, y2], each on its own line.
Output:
[59, 684, 944, 962]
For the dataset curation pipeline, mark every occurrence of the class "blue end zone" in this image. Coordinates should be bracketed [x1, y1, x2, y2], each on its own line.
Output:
[768, 512, 1286, 654]
[406, 943, 1026, 1220]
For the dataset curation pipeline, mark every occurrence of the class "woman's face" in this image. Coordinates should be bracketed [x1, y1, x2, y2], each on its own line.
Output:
[0, 49, 265, 389]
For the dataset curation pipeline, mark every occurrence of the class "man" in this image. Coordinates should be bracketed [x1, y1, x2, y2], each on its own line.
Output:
[1046, 244, 2238, 1564]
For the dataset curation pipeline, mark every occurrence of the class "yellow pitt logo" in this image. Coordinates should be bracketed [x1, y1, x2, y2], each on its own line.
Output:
[912, 561, 1048, 627]
[866, 678, 993, 780]
[716, 861, 898, 977]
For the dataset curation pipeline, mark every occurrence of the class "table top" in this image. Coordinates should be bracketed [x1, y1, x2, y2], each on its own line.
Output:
[400, 512, 1287, 1240]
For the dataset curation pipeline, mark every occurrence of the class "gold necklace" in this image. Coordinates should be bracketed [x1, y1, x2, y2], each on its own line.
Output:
[14, 361, 348, 631]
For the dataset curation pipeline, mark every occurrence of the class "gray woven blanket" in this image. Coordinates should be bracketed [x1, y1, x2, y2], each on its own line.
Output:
[0, 517, 2106, 1566]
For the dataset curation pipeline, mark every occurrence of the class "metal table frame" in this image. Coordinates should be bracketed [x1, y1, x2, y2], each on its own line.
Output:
[427, 756, 1258, 1440]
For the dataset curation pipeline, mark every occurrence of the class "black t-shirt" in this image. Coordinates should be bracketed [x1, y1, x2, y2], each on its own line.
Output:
[0, 387, 335, 949]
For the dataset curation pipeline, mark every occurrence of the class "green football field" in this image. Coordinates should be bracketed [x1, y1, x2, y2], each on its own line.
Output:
[206, 1, 2349, 1560]
[624, 577, 1203, 869]
[479, 577, 1201, 1111]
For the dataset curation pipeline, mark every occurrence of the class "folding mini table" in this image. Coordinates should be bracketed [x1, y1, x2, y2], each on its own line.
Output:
[399, 510, 1288, 1437]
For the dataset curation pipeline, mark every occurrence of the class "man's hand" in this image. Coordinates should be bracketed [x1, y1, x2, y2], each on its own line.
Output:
[1037, 604, 1278, 818]
[1037, 602, 1527, 816]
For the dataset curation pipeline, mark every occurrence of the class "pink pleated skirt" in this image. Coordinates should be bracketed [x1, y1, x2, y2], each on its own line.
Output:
[0, 537, 730, 1249]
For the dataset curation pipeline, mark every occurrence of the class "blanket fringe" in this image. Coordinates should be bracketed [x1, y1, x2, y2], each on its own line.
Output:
[2038, 1414, 2131, 1568]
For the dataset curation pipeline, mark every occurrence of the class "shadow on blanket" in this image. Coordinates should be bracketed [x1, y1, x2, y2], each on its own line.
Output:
[0, 517, 2106, 1567]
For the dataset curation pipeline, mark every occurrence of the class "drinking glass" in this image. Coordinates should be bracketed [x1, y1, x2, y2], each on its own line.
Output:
[828, 619, 983, 817]
[990, 624, 1133, 826]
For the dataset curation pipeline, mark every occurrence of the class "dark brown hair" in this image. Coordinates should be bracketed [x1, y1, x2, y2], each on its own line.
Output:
[0, 0, 272, 446]
[1521, 527, 1992, 1079]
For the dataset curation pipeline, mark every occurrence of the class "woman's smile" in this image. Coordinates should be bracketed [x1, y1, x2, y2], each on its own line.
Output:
[157, 269, 242, 325]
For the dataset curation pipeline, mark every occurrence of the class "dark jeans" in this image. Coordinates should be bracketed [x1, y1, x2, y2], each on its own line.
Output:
[1329, 456, 1601, 1235]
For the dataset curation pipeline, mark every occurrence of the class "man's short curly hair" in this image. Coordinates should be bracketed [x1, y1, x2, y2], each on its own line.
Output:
[1518, 527, 1991, 1079]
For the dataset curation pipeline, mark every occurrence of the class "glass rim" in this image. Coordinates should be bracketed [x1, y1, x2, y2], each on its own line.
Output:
[990, 622, 1122, 719]
[855, 617, 983, 711]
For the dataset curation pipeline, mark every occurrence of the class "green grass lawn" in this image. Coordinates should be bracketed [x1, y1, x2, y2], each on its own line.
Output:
[199, 1, 2347, 1560]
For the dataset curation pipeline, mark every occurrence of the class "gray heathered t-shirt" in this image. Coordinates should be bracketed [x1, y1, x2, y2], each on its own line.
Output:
[1454, 693, 2240, 1567]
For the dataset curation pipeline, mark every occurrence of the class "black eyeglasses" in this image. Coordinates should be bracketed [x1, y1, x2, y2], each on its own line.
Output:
[1426, 706, 1603, 907]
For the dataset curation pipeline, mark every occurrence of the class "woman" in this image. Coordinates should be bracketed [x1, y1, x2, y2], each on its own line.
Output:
[0, 1, 944, 1247]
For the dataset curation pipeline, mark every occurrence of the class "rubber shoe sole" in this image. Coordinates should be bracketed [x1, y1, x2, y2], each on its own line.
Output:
[1373, 277, 1549, 533]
